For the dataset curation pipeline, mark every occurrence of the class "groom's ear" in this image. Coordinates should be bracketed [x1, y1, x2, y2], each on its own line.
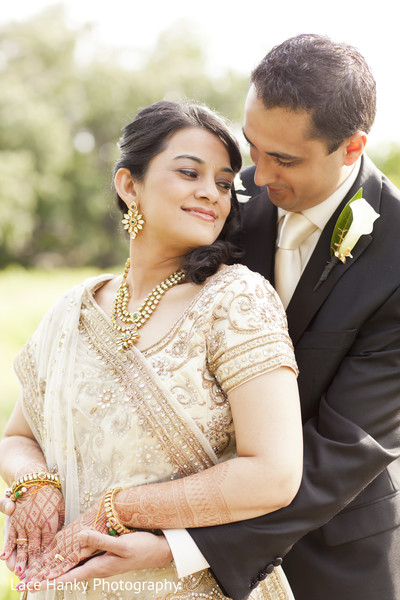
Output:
[343, 131, 367, 165]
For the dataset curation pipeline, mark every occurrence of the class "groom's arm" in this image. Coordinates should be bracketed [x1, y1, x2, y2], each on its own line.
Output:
[189, 285, 400, 600]
[163, 529, 210, 576]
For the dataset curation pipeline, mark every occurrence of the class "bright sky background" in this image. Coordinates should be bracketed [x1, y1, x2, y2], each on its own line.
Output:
[1, 0, 399, 151]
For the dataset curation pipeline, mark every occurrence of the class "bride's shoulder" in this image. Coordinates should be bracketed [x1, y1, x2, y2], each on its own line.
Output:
[212, 264, 273, 292]
[86, 273, 120, 315]
[206, 264, 284, 314]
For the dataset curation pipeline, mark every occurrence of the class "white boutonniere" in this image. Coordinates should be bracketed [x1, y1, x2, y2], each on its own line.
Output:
[234, 173, 252, 203]
[314, 188, 380, 291]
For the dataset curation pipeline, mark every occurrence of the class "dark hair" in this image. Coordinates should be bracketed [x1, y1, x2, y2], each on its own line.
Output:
[251, 34, 376, 153]
[114, 101, 242, 284]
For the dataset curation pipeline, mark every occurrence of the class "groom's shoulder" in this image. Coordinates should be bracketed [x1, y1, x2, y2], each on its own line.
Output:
[374, 170, 400, 238]
[381, 172, 400, 207]
[365, 155, 400, 208]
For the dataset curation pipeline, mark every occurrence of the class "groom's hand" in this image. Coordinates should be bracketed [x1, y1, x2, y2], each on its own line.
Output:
[37, 530, 173, 587]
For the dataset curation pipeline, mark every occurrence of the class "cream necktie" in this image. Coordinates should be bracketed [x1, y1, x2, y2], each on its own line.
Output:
[275, 212, 318, 308]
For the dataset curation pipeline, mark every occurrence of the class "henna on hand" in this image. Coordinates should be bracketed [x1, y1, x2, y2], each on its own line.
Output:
[26, 495, 109, 583]
[3, 484, 65, 576]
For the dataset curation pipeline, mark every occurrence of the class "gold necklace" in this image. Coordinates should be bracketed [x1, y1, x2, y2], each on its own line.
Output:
[111, 258, 185, 351]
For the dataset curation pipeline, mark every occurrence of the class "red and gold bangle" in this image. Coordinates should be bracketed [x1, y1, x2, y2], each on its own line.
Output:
[103, 487, 135, 536]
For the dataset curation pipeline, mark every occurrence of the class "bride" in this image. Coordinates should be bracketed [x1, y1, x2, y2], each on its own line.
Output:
[0, 100, 302, 599]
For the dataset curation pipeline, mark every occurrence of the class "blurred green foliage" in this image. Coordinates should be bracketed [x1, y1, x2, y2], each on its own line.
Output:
[1, 7, 399, 272]
[0, 266, 105, 430]
[0, 6, 248, 270]
[370, 144, 400, 190]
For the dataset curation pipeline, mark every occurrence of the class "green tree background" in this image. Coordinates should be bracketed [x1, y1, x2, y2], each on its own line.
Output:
[1, 6, 399, 270]
[0, 6, 248, 270]
[0, 6, 399, 596]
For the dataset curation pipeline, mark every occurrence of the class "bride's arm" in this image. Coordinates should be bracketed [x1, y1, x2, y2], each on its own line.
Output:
[115, 365, 302, 529]
[0, 401, 65, 575]
[0, 401, 48, 485]
[25, 365, 301, 585]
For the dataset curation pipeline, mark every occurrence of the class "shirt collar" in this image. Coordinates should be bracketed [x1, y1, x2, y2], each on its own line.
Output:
[277, 159, 361, 230]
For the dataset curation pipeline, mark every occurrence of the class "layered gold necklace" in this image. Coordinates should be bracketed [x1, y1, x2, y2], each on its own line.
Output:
[111, 258, 186, 351]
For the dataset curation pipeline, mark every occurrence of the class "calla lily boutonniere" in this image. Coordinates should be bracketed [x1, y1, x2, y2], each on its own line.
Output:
[314, 187, 380, 291]
[234, 173, 252, 203]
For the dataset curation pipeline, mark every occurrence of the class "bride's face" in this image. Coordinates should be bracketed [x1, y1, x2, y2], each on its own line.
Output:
[132, 127, 235, 254]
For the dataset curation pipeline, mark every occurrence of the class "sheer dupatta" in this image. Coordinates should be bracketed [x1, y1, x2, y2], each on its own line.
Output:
[15, 276, 112, 524]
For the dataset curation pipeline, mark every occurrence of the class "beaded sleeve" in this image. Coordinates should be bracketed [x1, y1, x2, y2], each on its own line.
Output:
[207, 266, 298, 394]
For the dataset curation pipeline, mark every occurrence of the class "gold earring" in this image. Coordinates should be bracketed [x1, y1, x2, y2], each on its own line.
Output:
[122, 201, 145, 240]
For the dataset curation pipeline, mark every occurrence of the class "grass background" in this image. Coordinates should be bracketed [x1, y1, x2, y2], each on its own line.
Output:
[0, 266, 105, 595]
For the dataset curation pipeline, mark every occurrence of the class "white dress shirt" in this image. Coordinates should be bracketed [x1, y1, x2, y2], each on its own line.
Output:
[164, 158, 361, 578]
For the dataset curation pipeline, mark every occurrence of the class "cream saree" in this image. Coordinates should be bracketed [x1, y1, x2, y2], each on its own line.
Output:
[15, 264, 298, 600]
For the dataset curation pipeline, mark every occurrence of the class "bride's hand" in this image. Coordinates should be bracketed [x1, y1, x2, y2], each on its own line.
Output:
[1, 485, 65, 577]
[0, 496, 15, 517]
[25, 498, 109, 583]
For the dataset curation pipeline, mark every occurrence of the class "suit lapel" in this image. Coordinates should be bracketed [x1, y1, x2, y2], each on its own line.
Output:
[240, 190, 277, 281]
[286, 156, 383, 345]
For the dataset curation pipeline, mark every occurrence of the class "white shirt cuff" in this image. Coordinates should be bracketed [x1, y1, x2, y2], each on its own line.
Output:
[163, 529, 210, 578]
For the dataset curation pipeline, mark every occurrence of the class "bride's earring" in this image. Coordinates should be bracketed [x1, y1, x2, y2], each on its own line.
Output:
[122, 201, 145, 240]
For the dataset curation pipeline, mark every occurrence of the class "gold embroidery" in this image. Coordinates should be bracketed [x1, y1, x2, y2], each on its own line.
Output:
[162, 570, 226, 599]
[74, 263, 297, 489]
[258, 570, 291, 600]
[79, 304, 215, 478]
[14, 340, 46, 447]
[209, 333, 297, 393]
[204, 412, 234, 457]
[160, 568, 291, 600]
[14, 266, 296, 599]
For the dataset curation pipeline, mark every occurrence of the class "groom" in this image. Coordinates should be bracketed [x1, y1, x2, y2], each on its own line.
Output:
[4, 34, 400, 600]
[186, 34, 400, 600]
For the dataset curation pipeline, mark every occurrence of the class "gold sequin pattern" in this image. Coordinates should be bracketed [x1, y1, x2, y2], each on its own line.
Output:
[14, 265, 297, 599]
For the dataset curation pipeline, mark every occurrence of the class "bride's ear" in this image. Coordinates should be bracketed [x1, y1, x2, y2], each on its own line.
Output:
[114, 168, 139, 208]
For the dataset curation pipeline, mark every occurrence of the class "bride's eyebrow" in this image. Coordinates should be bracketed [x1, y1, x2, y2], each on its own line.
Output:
[174, 155, 234, 175]
[174, 154, 203, 163]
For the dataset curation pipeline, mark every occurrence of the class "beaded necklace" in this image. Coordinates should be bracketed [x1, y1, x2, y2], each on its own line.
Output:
[111, 258, 186, 351]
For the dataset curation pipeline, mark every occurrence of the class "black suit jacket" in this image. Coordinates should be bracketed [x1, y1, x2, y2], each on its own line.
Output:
[189, 156, 400, 600]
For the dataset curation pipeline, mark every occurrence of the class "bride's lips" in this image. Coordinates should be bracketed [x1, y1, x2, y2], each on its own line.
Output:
[182, 207, 216, 222]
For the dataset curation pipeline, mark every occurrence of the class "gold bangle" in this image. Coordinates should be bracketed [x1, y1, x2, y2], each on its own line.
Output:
[7, 472, 61, 502]
[103, 487, 134, 536]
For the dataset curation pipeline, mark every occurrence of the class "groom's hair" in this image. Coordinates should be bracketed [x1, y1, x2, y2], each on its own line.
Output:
[251, 34, 376, 153]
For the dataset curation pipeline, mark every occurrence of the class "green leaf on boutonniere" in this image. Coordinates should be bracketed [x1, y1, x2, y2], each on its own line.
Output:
[330, 187, 363, 258]
[313, 187, 379, 291]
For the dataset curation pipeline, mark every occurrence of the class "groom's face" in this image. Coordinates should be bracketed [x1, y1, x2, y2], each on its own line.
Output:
[243, 86, 351, 212]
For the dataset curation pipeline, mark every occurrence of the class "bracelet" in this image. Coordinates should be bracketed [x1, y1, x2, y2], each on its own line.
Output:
[103, 487, 135, 536]
[5, 472, 61, 502]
